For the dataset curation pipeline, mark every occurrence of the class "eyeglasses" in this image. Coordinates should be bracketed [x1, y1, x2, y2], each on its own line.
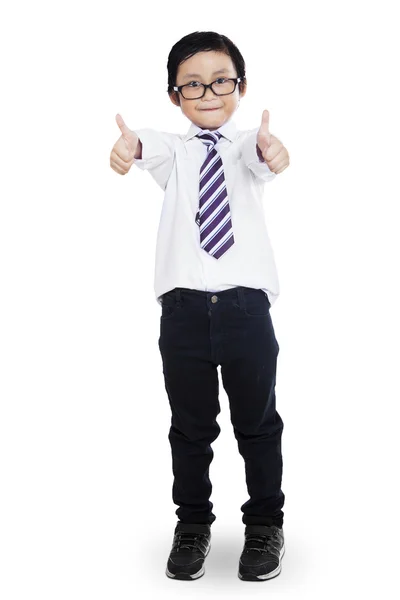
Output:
[173, 77, 244, 100]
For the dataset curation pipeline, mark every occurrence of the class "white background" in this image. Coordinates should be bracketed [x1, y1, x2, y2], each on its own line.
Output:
[1, 0, 399, 597]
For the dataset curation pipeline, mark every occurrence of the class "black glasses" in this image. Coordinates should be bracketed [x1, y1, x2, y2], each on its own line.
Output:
[173, 77, 244, 100]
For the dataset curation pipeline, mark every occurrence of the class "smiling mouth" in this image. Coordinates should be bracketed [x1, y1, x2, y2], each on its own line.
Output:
[201, 108, 220, 111]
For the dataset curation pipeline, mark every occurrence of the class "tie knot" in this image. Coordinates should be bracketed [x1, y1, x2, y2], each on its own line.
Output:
[196, 130, 222, 151]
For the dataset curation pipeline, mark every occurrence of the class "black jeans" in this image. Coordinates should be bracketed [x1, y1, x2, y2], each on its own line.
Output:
[158, 286, 284, 528]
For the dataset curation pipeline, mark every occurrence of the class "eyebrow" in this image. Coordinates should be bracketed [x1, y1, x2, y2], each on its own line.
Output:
[182, 69, 231, 81]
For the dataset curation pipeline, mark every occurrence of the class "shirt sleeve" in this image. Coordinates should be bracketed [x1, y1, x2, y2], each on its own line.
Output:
[240, 127, 277, 183]
[132, 128, 176, 191]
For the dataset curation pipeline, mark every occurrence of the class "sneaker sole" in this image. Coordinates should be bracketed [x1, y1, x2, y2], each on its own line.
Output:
[166, 542, 211, 580]
[238, 544, 285, 581]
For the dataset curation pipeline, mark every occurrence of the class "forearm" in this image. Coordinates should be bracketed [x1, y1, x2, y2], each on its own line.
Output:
[134, 139, 142, 160]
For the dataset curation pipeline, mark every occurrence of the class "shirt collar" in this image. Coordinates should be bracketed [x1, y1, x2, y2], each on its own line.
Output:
[183, 118, 237, 143]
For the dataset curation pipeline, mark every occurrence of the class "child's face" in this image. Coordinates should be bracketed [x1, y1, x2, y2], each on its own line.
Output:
[170, 51, 246, 130]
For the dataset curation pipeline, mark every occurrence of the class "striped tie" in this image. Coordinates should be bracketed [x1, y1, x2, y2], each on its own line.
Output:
[195, 130, 235, 259]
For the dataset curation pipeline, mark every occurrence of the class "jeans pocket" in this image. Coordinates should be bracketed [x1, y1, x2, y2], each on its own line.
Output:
[244, 291, 271, 317]
[160, 293, 177, 320]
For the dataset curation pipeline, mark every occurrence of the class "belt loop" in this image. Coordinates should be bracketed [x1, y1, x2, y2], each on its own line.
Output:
[175, 288, 181, 307]
[237, 287, 245, 310]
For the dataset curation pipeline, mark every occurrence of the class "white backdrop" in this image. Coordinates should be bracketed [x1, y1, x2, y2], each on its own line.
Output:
[1, 0, 399, 598]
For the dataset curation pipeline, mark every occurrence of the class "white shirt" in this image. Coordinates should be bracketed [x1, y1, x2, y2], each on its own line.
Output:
[133, 118, 280, 307]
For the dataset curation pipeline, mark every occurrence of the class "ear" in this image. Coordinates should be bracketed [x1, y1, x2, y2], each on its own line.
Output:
[169, 91, 181, 107]
[239, 82, 247, 99]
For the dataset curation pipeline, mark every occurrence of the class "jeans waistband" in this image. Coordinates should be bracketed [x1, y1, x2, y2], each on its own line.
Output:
[162, 286, 267, 310]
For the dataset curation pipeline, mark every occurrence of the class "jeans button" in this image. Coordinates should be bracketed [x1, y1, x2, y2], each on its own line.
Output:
[211, 295, 218, 303]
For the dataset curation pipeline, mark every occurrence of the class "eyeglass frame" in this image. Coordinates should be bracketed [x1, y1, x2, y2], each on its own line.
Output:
[173, 76, 245, 100]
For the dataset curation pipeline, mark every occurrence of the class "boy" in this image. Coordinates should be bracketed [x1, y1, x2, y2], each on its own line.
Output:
[110, 31, 289, 582]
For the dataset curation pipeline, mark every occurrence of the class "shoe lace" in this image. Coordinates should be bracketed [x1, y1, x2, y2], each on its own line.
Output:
[172, 531, 207, 553]
[244, 529, 280, 555]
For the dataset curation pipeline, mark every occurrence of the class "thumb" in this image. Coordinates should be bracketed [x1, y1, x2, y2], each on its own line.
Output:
[260, 109, 271, 145]
[116, 113, 134, 140]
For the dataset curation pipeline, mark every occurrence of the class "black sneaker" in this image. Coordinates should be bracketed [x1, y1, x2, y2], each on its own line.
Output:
[166, 522, 211, 580]
[238, 524, 285, 581]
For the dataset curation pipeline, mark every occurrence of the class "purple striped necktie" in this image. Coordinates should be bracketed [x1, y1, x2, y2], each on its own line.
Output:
[195, 129, 235, 259]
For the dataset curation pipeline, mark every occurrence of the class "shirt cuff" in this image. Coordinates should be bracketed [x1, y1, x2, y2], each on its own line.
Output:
[131, 128, 162, 171]
[131, 128, 175, 190]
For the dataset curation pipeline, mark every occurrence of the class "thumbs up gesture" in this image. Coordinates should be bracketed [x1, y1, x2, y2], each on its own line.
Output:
[256, 110, 289, 174]
[110, 114, 142, 175]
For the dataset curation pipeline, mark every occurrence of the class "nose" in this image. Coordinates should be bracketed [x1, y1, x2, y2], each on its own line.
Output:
[204, 85, 217, 98]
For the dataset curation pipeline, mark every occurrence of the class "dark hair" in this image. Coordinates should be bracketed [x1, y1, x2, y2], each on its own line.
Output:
[167, 31, 247, 99]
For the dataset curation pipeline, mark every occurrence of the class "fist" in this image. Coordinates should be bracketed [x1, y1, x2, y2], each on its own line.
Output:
[110, 114, 141, 175]
[256, 109, 289, 174]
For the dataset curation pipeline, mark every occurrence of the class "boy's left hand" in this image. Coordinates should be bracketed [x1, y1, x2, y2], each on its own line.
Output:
[256, 109, 290, 174]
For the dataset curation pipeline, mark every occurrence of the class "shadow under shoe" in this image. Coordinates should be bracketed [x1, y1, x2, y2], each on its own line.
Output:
[166, 522, 212, 580]
[238, 524, 285, 581]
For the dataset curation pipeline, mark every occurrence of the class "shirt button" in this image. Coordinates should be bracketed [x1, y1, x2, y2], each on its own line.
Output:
[211, 295, 218, 303]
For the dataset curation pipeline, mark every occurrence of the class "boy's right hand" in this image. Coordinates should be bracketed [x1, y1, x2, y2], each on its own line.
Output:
[110, 114, 142, 175]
